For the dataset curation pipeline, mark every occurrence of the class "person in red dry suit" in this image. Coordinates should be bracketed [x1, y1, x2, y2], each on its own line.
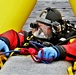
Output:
[0, 7, 76, 63]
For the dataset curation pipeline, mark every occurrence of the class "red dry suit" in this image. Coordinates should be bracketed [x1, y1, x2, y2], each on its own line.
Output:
[0, 29, 76, 61]
[0, 29, 25, 49]
[62, 38, 76, 61]
[55, 38, 76, 61]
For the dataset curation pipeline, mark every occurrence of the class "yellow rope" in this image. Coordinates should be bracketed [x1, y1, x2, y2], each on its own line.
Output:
[68, 61, 76, 75]
[0, 54, 7, 68]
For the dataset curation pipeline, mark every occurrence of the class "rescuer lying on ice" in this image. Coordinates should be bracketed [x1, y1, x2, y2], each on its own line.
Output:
[0, 7, 76, 63]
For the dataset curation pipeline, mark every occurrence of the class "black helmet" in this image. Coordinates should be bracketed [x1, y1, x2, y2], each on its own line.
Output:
[32, 8, 62, 41]
[36, 18, 52, 26]
[39, 7, 62, 22]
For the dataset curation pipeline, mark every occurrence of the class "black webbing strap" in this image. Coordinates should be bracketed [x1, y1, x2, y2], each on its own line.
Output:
[67, 53, 76, 59]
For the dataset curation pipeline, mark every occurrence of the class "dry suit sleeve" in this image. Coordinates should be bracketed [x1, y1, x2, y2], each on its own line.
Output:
[0, 29, 25, 49]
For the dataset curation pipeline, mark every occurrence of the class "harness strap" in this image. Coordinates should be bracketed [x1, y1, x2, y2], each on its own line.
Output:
[24, 31, 28, 43]
[67, 53, 76, 59]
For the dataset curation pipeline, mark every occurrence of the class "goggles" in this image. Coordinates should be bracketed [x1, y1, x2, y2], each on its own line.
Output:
[33, 23, 52, 39]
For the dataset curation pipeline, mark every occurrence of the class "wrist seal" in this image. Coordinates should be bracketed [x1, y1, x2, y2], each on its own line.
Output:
[55, 45, 66, 60]
[0, 37, 10, 47]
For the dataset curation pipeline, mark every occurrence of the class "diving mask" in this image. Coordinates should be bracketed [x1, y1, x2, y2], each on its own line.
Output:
[33, 23, 52, 39]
